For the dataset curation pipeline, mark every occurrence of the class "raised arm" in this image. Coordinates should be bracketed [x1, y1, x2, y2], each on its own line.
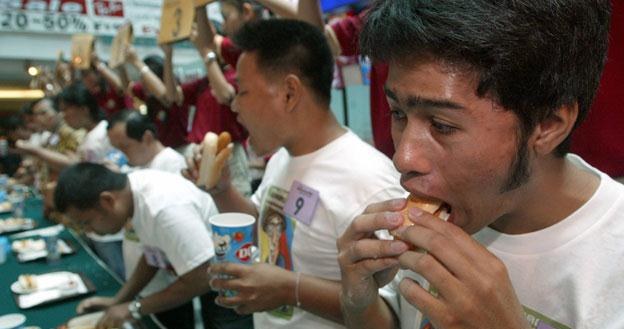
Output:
[123, 45, 169, 105]
[160, 44, 184, 106]
[193, 7, 236, 105]
[92, 52, 125, 93]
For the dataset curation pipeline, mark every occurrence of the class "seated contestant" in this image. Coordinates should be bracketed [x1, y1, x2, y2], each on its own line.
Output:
[54, 163, 253, 329]
[203, 19, 404, 329]
[336, 1, 623, 329]
[107, 109, 186, 172]
[21, 83, 126, 277]
[107, 109, 189, 309]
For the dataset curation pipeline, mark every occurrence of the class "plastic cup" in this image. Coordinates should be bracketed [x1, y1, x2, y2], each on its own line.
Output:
[0, 313, 26, 329]
[9, 195, 24, 219]
[41, 231, 61, 263]
[209, 213, 256, 297]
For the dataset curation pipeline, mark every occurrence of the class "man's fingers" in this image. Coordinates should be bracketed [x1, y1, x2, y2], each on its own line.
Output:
[398, 250, 460, 299]
[345, 238, 408, 264]
[339, 210, 403, 246]
[210, 262, 248, 277]
[398, 277, 446, 323]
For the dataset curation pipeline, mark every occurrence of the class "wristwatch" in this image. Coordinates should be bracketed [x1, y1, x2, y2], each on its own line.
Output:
[128, 299, 142, 320]
[204, 51, 217, 64]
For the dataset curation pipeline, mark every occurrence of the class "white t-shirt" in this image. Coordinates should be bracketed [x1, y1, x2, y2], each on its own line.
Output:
[80, 120, 123, 242]
[380, 155, 624, 329]
[77, 120, 114, 163]
[146, 147, 187, 173]
[123, 148, 187, 292]
[251, 130, 405, 329]
[129, 170, 217, 277]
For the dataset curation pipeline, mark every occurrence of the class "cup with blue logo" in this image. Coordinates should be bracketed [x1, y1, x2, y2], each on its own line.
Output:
[209, 213, 256, 297]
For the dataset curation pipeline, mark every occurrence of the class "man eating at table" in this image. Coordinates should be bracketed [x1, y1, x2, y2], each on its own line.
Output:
[54, 163, 253, 329]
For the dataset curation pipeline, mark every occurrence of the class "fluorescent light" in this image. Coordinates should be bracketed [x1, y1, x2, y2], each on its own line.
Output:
[0, 89, 45, 99]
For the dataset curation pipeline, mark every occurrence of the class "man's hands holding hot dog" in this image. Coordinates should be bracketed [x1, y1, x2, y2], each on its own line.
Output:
[182, 132, 233, 193]
[337, 198, 530, 329]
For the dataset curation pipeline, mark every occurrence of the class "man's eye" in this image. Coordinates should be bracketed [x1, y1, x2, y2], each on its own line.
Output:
[431, 120, 457, 135]
[390, 109, 406, 121]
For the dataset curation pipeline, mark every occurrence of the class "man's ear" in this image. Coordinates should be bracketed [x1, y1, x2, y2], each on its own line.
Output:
[99, 191, 117, 212]
[283, 74, 302, 113]
[531, 103, 579, 155]
[141, 130, 154, 143]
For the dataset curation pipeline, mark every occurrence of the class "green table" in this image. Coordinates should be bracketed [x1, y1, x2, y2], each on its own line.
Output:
[0, 198, 163, 329]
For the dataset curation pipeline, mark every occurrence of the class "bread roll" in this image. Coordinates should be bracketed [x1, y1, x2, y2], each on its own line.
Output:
[197, 132, 219, 187]
[198, 131, 234, 189]
[391, 195, 450, 239]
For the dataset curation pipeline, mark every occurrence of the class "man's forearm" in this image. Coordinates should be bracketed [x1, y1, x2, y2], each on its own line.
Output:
[114, 256, 158, 303]
[95, 61, 125, 93]
[257, 0, 297, 18]
[139, 261, 211, 315]
[342, 296, 397, 329]
[128, 58, 168, 104]
[31, 147, 78, 171]
[210, 184, 258, 217]
[297, 0, 324, 29]
[162, 49, 181, 106]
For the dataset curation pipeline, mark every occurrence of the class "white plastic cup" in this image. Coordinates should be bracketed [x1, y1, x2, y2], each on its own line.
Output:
[209, 213, 256, 297]
[41, 231, 61, 263]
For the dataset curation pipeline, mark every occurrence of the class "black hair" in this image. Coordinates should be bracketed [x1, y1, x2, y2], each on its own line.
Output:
[1, 115, 23, 132]
[143, 55, 164, 80]
[58, 82, 105, 122]
[361, 0, 611, 157]
[107, 109, 158, 141]
[54, 162, 128, 212]
[233, 19, 334, 106]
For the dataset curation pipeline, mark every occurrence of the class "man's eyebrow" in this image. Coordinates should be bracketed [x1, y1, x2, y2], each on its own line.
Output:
[384, 87, 465, 110]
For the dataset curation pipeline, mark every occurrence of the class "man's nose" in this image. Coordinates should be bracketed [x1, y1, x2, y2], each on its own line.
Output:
[392, 120, 433, 177]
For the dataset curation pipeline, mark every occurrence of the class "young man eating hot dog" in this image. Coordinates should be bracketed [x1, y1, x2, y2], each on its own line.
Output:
[337, 1, 624, 329]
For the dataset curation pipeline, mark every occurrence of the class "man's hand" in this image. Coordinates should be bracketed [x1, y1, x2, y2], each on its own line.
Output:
[189, 24, 209, 56]
[96, 302, 132, 329]
[160, 43, 173, 58]
[337, 199, 409, 314]
[209, 263, 294, 314]
[394, 208, 529, 329]
[76, 296, 115, 314]
[14, 140, 37, 155]
[123, 45, 140, 67]
[182, 142, 232, 194]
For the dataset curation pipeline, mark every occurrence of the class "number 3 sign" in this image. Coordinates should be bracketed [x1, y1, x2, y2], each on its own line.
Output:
[158, 0, 194, 44]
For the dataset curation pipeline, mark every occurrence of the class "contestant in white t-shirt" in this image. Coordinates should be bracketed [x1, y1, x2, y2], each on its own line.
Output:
[336, 2, 622, 329]
[54, 164, 250, 329]
[195, 20, 404, 329]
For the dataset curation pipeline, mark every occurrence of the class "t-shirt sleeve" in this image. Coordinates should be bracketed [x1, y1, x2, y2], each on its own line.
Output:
[330, 14, 364, 57]
[152, 205, 215, 276]
[220, 37, 242, 68]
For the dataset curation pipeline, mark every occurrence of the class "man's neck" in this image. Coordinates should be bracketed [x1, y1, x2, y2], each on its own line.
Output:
[489, 155, 600, 234]
[285, 107, 346, 156]
[146, 142, 165, 164]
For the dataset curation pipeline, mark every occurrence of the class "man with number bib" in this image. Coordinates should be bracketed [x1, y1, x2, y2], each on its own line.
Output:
[203, 19, 404, 329]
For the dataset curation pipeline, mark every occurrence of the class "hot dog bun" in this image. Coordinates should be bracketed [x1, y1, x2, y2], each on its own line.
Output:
[197, 131, 233, 189]
[391, 195, 450, 239]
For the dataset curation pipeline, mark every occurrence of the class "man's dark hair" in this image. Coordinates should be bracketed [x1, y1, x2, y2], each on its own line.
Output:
[234, 19, 334, 106]
[54, 162, 128, 212]
[58, 82, 105, 122]
[107, 109, 158, 142]
[361, 0, 611, 157]
[143, 55, 164, 80]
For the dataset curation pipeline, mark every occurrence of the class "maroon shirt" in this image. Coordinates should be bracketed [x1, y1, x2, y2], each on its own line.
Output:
[181, 69, 248, 144]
